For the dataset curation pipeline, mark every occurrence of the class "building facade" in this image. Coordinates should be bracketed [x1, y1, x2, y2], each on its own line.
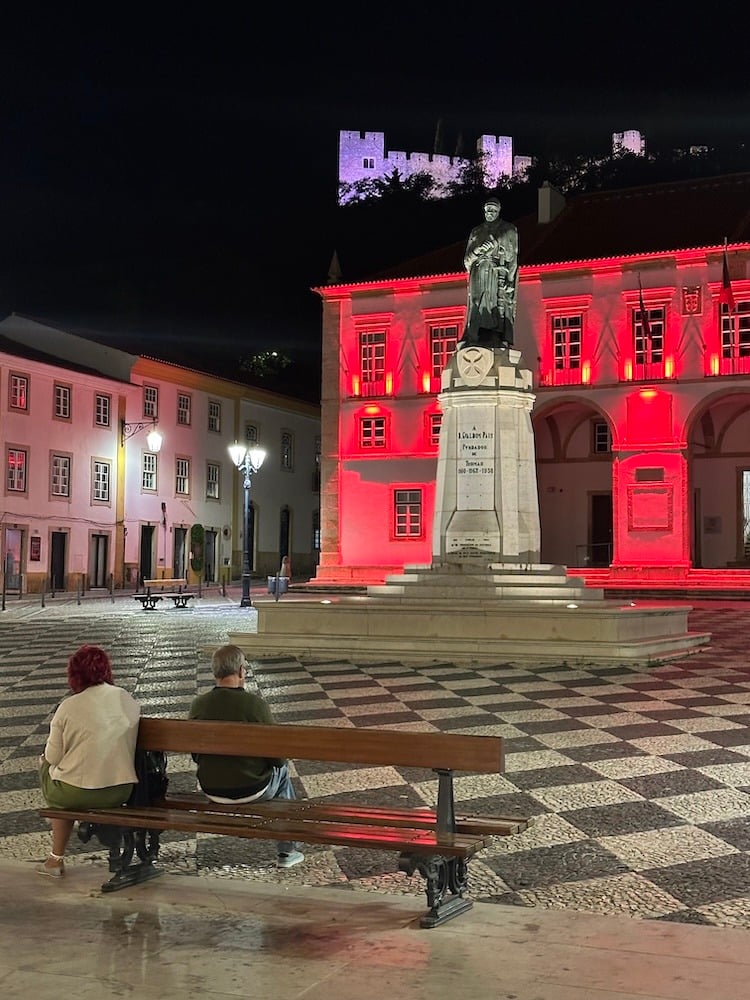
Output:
[0, 316, 320, 593]
[313, 173, 750, 588]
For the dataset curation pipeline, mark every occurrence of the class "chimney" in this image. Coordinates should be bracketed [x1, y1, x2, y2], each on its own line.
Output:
[538, 182, 565, 224]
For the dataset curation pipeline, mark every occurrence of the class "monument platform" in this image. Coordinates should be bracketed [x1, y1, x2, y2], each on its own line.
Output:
[231, 564, 710, 667]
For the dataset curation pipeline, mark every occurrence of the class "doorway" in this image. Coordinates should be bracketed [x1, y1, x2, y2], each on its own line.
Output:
[4, 528, 22, 591]
[279, 506, 291, 564]
[204, 529, 217, 582]
[50, 531, 67, 590]
[139, 525, 155, 583]
[173, 527, 187, 578]
[88, 533, 108, 589]
[590, 493, 613, 566]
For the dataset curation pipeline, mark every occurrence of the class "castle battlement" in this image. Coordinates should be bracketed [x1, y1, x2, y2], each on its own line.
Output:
[338, 127, 647, 204]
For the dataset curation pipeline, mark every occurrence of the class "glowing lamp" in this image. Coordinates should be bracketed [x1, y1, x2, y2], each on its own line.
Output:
[624, 360, 633, 381]
[639, 388, 657, 400]
[352, 376, 361, 396]
[364, 404, 380, 415]
[710, 354, 720, 376]
[422, 371, 432, 393]
[664, 357, 675, 379]
[385, 372, 393, 395]
[581, 361, 591, 385]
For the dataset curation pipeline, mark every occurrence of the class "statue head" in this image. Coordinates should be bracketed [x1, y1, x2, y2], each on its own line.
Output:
[483, 197, 501, 221]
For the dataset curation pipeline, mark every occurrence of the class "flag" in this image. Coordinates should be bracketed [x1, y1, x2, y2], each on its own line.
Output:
[638, 273, 652, 340]
[719, 242, 736, 312]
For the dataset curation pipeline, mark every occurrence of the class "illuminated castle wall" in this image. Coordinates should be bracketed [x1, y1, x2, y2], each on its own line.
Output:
[313, 174, 750, 588]
[338, 129, 644, 204]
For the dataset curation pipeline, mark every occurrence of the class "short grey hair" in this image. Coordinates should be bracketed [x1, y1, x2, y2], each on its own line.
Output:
[211, 644, 246, 679]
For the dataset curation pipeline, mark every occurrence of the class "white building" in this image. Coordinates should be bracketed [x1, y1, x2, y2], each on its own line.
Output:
[0, 315, 320, 592]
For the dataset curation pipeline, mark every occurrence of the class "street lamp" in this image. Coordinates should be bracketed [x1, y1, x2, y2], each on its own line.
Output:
[121, 418, 163, 452]
[228, 442, 266, 607]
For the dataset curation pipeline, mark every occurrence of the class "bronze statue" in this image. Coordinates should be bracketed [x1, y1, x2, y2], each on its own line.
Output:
[459, 197, 518, 348]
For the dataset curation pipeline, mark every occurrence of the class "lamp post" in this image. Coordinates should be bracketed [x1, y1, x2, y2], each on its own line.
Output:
[228, 443, 266, 607]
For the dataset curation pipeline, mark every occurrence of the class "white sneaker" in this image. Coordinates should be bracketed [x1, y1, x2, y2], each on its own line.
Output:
[276, 850, 304, 869]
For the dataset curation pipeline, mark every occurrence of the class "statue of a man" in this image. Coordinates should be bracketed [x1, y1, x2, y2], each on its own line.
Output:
[459, 197, 518, 348]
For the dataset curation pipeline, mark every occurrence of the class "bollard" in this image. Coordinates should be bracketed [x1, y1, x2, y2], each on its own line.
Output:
[109, 573, 115, 603]
[77, 579, 82, 606]
[41, 578, 46, 609]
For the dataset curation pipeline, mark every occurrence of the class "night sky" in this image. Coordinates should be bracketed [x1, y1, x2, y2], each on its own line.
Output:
[2, 10, 748, 397]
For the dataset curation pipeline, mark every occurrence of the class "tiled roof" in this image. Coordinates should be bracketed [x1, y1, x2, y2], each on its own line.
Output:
[361, 172, 750, 283]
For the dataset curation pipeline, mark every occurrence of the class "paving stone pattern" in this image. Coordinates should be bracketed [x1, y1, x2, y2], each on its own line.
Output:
[2, 594, 750, 928]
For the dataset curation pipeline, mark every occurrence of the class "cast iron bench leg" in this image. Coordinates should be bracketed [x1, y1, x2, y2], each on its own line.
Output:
[399, 852, 473, 928]
[78, 821, 163, 892]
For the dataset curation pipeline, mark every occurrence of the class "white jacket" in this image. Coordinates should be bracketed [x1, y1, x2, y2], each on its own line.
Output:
[45, 683, 140, 788]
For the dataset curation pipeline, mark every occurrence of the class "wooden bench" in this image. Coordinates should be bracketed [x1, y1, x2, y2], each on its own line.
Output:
[134, 578, 194, 610]
[40, 717, 530, 928]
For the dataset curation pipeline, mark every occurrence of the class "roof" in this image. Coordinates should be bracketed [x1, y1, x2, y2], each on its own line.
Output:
[348, 172, 750, 285]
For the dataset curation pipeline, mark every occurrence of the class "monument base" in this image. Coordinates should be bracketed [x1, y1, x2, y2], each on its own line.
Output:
[229, 564, 710, 666]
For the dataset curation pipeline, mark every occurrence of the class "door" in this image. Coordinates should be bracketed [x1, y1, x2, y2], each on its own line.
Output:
[590, 493, 613, 566]
[139, 525, 155, 584]
[279, 506, 291, 564]
[50, 531, 67, 590]
[88, 533, 108, 589]
[173, 527, 187, 578]
[204, 529, 217, 582]
[3, 528, 22, 591]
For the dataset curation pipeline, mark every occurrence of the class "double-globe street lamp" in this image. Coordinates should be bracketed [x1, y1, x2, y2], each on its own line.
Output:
[228, 443, 267, 607]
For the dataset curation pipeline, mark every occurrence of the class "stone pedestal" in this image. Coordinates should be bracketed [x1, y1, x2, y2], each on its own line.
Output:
[433, 346, 539, 564]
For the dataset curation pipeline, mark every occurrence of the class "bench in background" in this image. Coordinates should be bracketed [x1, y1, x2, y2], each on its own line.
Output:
[40, 717, 530, 928]
[134, 578, 194, 610]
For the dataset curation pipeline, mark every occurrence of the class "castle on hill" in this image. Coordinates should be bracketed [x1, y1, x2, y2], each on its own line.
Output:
[338, 128, 646, 204]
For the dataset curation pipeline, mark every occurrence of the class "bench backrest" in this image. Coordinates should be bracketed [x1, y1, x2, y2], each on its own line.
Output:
[138, 717, 503, 773]
[144, 578, 187, 588]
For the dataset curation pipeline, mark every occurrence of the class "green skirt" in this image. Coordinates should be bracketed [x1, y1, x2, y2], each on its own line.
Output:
[39, 760, 133, 809]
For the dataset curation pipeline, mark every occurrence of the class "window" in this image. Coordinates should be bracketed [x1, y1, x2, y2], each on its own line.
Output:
[360, 330, 386, 392]
[430, 325, 459, 377]
[592, 420, 612, 454]
[9, 373, 28, 411]
[175, 457, 190, 495]
[633, 304, 664, 364]
[394, 489, 423, 538]
[280, 430, 294, 470]
[142, 452, 158, 491]
[427, 412, 442, 448]
[363, 157, 375, 169]
[143, 385, 158, 418]
[206, 461, 220, 499]
[177, 393, 191, 425]
[246, 422, 259, 444]
[359, 416, 387, 448]
[552, 315, 582, 373]
[95, 394, 111, 427]
[208, 400, 221, 432]
[720, 301, 750, 374]
[7, 448, 27, 492]
[51, 454, 71, 497]
[92, 460, 111, 503]
[54, 384, 71, 420]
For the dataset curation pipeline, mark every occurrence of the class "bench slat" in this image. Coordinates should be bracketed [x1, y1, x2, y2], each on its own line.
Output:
[157, 792, 529, 836]
[40, 806, 488, 857]
[137, 717, 504, 772]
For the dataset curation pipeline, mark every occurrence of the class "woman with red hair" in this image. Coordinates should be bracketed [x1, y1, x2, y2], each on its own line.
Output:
[38, 644, 140, 877]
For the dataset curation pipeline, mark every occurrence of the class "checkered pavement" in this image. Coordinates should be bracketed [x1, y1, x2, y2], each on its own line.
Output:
[2, 597, 750, 928]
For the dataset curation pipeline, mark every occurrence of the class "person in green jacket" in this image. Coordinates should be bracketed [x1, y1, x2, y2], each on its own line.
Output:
[189, 644, 304, 868]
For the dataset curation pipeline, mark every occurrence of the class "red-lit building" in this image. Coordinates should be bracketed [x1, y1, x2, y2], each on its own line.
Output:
[312, 173, 750, 590]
